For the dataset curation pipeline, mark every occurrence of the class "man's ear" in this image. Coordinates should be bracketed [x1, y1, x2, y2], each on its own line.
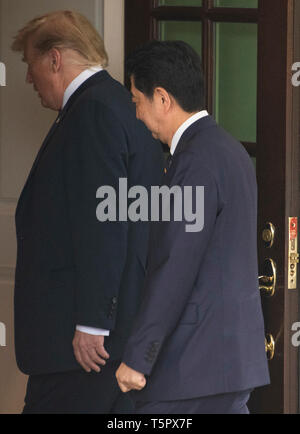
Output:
[49, 48, 62, 72]
[154, 87, 172, 112]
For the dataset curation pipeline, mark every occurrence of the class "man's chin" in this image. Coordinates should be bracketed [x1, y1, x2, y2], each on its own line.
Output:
[151, 131, 166, 144]
[40, 99, 49, 109]
[40, 98, 56, 111]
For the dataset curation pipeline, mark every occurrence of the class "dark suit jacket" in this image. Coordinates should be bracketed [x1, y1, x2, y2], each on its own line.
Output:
[14, 71, 164, 376]
[122, 116, 270, 401]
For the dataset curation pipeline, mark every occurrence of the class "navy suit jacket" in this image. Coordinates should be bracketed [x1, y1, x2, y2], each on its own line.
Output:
[14, 71, 164, 375]
[123, 116, 270, 401]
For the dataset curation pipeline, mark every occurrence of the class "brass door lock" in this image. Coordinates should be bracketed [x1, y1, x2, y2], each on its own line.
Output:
[262, 222, 275, 248]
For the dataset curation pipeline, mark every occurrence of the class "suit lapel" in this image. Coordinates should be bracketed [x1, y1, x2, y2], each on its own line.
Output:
[26, 113, 62, 182]
[16, 113, 63, 218]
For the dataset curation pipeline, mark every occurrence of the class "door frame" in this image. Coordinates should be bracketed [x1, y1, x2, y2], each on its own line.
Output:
[252, 0, 299, 415]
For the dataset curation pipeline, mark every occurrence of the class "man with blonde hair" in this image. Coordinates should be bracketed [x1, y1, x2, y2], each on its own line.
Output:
[12, 10, 163, 414]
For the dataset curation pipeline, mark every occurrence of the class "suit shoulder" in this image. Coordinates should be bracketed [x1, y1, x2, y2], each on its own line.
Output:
[184, 123, 255, 175]
[65, 75, 163, 158]
[79, 74, 133, 114]
[71, 75, 146, 138]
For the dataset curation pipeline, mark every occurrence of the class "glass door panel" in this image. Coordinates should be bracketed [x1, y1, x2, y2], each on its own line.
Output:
[159, 21, 202, 58]
[214, 22, 258, 144]
[214, 0, 258, 7]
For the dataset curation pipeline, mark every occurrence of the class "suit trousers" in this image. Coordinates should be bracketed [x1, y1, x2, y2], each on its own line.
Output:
[22, 361, 133, 414]
[134, 389, 252, 414]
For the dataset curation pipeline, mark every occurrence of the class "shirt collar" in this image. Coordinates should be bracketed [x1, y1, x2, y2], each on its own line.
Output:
[62, 65, 103, 109]
[170, 110, 209, 156]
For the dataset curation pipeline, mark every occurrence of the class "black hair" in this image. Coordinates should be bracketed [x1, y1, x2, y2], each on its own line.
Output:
[126, 40, 205, 113]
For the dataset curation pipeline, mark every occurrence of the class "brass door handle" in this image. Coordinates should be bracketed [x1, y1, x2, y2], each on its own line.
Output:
[265, 334, 275, 360]
[259, 258, 277, 297]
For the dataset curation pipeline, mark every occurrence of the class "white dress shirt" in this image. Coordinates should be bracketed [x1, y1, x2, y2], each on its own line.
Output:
[170, 110, 209, 156]
[62, 65, 103, 109]
[62, 65, 110, 337]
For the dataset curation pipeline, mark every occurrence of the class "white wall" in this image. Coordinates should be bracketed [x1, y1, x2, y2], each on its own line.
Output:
[0, 0, 124, 414]
[104, 0, 125, 84]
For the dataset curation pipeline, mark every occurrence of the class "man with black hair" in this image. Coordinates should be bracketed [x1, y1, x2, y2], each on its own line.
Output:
[116, 40, 270, 414]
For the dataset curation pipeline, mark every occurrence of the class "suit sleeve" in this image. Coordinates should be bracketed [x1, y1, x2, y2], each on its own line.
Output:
[122, 151, 220, 375]
[62, 98, 129, 330]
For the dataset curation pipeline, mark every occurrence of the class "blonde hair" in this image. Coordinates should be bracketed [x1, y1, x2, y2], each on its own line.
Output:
[11, 10, 109, 68]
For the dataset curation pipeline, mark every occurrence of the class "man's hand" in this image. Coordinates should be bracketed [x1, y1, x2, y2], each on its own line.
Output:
[116, 363, 147, 393]
[72, 331, 110, 373]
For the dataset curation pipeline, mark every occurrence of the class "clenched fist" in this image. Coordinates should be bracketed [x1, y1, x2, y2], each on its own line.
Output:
[116, 363, 147, 392]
